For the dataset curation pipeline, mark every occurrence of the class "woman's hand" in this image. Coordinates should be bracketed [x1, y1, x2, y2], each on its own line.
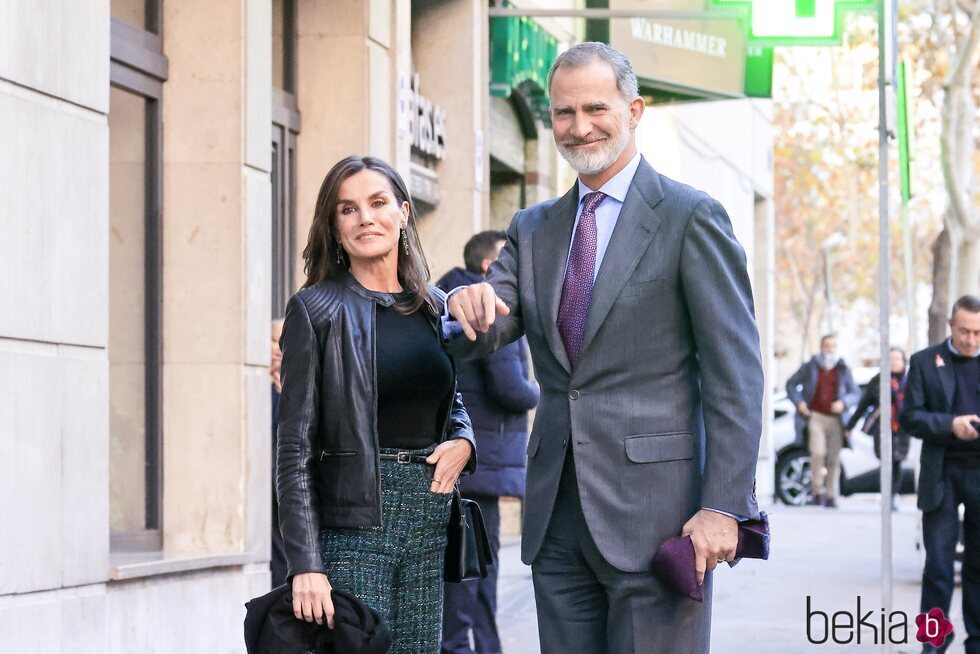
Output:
[291, 572, 334, 628]
[426, 438, 474, 494]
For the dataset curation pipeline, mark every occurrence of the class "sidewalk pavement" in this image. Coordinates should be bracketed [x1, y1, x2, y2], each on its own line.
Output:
[495, 494, 968, 653]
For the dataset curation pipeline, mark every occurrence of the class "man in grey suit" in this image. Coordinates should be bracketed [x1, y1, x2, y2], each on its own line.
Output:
[446, 42, 763, 653]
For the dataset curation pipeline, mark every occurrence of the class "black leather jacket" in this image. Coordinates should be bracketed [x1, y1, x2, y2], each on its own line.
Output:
[276, 272, 476, 578]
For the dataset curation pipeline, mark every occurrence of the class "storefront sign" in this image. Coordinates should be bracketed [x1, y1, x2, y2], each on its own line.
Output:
[409, 162, 440, 208]
[610, 1, 748, 97]
[399, 72, 447, 160]
[712, 0, 875, 46]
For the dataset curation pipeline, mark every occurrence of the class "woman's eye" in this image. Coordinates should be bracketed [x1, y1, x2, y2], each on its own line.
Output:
[372, 198, 386, 207]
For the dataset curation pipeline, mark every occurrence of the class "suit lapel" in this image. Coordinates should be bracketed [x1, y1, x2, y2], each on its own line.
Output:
[533, 184, 578, 373]
[578, 159, 665, 361]
[936, 348, 956, 409]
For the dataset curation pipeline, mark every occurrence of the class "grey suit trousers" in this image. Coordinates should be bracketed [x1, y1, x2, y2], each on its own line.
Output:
[532, 450, 712, 654]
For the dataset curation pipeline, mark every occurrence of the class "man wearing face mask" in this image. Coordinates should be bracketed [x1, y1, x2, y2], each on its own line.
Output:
[901, 295, 980, 654]
[786, 334, 861, 508]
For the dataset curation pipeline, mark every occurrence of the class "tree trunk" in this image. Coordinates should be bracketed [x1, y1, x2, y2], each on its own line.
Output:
[939, 4, 980, 301]
[929, 228, 951, 345]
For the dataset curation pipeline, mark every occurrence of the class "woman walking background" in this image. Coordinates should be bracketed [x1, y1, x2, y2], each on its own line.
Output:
[276, 155, 475, 653]
[845, 346, 910, 510]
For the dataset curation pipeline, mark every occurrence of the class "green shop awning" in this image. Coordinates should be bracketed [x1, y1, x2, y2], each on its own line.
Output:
[490, 6, 558, 124]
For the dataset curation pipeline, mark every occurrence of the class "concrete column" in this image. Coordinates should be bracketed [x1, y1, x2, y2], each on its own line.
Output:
[411, 0, 490, 278]
[161, 0, 271, 554]
[295, 0, 398, 269]
[0, 0, 110, 592]
[0, 1, 111, 650]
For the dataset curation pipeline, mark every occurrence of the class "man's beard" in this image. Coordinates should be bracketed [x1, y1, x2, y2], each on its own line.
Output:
[817, 353, 840, 370]
[556, 111, 631, 175]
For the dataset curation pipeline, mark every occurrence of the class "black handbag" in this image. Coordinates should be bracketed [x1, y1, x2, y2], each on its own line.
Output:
[444, 488, 493, 583]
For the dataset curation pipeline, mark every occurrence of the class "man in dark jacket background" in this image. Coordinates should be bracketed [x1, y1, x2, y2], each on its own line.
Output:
[901, 295, 980, 654]
[786, 334, 861, 508]
[437, 231, 540, 654]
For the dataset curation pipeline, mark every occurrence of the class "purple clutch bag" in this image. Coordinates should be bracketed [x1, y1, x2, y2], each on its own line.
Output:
[651, 512, 770, 602]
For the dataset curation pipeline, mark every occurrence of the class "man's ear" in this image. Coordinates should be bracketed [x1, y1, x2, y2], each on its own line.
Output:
[481, 258, 492, 276]
[628, 96, 645, 129]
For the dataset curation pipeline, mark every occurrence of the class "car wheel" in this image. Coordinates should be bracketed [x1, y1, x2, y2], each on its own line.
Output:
[775, 449, 811, 506]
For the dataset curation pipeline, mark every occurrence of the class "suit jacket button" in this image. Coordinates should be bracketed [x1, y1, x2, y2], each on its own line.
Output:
[569, 389, 580, 400]
[562, 439, 568, 447]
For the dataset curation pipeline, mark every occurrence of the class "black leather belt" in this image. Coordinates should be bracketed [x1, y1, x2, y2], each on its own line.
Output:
[379, 452, 431, 465]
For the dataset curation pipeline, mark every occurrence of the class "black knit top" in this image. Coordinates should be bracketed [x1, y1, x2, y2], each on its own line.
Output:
[375, 293, 454, 449]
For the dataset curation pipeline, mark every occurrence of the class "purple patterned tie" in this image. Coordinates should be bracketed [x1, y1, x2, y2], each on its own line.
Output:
[556, 191, 606, 366]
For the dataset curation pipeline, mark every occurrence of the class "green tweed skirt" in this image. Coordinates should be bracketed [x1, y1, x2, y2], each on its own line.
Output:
[320, 446, 453, 654]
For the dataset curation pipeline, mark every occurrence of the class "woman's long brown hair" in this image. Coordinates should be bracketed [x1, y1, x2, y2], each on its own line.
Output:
[301, 156, 434, 315]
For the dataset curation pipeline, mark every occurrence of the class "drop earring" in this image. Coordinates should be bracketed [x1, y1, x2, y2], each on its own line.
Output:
[401, 224, 409, 255]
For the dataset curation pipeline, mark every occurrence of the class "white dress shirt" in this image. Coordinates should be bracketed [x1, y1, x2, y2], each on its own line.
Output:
[567, 150, 642, 281]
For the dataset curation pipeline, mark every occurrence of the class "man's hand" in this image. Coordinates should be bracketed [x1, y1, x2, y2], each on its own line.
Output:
[447, 283, 511, 341]
[952, 415, 980, 441]
[797, 401, 812, 418]
[830, 400, 845, 415]
[426, 438, 474, 494]
[292, 572, 334, 628]
[681, 509, 739, 586]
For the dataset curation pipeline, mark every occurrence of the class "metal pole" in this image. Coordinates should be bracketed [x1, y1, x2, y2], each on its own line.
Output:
[878, 0, 895, 651]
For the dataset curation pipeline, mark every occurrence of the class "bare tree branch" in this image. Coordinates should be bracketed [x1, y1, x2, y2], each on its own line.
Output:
[954, 0, 977, 17]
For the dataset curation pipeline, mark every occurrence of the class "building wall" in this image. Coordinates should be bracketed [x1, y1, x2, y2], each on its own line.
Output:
[0, 0, 271, 651]
[0, 0, 112, 634]
[0, 0, 499, 650]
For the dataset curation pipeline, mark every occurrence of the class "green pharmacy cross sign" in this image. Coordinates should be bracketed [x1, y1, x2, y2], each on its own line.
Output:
[713, 0, 875, 46]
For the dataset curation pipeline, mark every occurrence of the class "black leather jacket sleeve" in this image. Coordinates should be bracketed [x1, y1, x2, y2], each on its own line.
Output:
[276, 294, 327, 578]
[449, 387, 477, 475]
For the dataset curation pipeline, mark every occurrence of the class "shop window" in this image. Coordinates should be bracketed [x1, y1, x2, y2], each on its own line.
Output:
[272, 0, 295, 94]
[272, 0, 300, 318]
[109, 2, 167, 551]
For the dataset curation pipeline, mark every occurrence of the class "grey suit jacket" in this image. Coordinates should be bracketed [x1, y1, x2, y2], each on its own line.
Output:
[447, 157, 764, 572]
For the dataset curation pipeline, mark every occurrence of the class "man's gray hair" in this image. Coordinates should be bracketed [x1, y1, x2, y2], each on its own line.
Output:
[547, 42, 639, 102]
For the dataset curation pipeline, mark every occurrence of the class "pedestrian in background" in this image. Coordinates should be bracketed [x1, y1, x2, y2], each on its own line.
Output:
[786, 334, 860, 508]
[437, 231, 540, 654]
[277, 155, 475, 654]
[844, 346, 910, 511]
[901, 295, 980, 654]
[270, 318, 287, 587]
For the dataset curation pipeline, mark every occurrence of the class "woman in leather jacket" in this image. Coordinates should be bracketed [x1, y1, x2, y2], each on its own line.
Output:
[277, 155, 475, 653]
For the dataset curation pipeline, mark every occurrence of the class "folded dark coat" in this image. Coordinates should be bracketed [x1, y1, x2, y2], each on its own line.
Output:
[244, 584, 391, 654]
